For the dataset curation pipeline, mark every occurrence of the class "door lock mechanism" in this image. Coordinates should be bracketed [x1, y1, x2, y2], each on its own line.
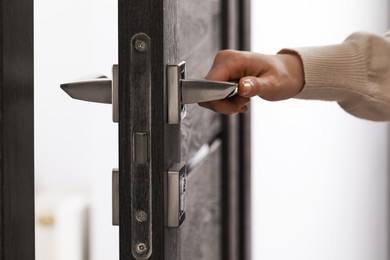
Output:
[167, 61, 238, 124]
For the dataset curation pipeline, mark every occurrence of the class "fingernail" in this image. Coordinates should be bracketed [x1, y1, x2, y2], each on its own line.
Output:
[242, 80, 253, 96]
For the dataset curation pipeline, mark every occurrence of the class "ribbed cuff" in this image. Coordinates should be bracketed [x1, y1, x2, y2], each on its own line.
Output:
[278, 42, 367, 102]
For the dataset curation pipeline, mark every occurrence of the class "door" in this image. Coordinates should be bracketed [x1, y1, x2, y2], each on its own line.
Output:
[0, 0, 35, 259]
[60, 0, 250, 259]
[118, 0, 251, 259]
[1, 0, 250, 259]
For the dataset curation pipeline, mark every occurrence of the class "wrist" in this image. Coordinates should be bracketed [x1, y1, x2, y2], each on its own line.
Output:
[277, 51, 305, 95]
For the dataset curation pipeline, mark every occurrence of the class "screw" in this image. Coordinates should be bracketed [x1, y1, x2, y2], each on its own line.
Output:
[135, 243, 148, 254]
[135, 39, 147, 52]
[135, 211, 147, 222]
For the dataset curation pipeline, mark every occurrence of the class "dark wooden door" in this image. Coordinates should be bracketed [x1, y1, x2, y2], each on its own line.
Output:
[0, 0, 35, 259]
[118, 0, 251, 259]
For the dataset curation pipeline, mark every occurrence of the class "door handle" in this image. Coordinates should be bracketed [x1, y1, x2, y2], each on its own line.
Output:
[60, 62, 237, 125]
[60, 60, 234, 231]
[60, 64, 119, 122]
[61, 65, 120, 228]
[167, 61, 238, 124]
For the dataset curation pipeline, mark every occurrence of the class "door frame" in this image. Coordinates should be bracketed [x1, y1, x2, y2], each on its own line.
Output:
[0, 0, 35, 259]
[222, 1, 251, 259]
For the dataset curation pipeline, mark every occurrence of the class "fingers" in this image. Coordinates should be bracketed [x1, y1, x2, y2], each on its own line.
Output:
[207, 50, 279, 100]
[199, 95, 250, 114]
[205, 50, 249, 81]
[231, 95, 251, 112]
[201, 50, 252, 114]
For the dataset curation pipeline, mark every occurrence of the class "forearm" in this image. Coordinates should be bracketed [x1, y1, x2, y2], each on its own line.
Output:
[280, 31, 390, 121]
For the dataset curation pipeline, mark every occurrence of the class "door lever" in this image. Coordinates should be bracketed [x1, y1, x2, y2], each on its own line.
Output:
[167, 61, 238, 124]
[60, 65, 120, 228]
[60, 64, 119, 122]
[181, 79, 238, 104]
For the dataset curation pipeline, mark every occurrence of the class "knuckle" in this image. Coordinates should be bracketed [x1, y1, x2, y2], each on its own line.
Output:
[215, 49, 238, 61]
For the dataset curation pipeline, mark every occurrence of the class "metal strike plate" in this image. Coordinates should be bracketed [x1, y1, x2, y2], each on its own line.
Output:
[60, 64, 119, 123]
[167, 61, 238, 124]
[166, 162, 187, 227]
[129, 33, 152, 260]
[112, 168, 119, 226]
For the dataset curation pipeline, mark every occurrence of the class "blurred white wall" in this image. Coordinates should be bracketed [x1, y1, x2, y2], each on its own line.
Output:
[34, 0, 119, 259]
[251, 0, 390, 259]
[35, 0, 390, 259]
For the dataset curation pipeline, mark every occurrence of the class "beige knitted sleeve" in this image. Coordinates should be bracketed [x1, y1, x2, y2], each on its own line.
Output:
[279, 31, 390, 121]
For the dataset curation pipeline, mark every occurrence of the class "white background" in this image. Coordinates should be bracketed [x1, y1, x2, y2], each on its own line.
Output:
[35, 0, 119, 258]
[251, 0, 390, 259]
[35, 0, 390, 259]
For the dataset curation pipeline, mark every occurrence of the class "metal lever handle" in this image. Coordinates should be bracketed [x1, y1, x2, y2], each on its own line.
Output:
[60, 77, 112, 103]
[167, 61, 238, 124]
[181, 79, 237, 104]
[60, 64, 119, 122]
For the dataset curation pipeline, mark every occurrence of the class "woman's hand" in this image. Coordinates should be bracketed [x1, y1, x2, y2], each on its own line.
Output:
[200, 50, 305, 114]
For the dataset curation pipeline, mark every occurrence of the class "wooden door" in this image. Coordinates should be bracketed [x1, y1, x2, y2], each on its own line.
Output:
[0, 0, 35, 259]
[118, 0, 251, 260]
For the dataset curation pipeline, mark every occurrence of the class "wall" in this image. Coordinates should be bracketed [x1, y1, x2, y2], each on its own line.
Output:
[251, 0, 390, 259]
[35, 0, 390, 259]
[35, 0, 119, 259]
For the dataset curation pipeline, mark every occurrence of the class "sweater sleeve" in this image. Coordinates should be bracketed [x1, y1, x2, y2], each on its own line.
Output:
[279, 31, 390, 121]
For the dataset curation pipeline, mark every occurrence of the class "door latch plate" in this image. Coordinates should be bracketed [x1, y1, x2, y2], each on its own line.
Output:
[129, 33, 152, 260]
[166, 162, 187, 227]
[167, 61, 187, 124]
[167, 61, 238, 124]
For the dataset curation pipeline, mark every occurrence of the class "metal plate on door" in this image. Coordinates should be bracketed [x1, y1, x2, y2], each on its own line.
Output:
[166, 162, 187, 227]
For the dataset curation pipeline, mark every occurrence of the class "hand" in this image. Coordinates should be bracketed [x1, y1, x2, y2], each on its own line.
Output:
[200, 50, 305, 114]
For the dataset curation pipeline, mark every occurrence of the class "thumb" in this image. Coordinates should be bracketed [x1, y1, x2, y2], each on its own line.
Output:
[238, 76, 271, 98]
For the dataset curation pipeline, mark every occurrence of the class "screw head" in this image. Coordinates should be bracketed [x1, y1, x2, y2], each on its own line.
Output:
[135, 211, 147, 222]
[135, 40, 147, 52]
[135, 243, 148, 254]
